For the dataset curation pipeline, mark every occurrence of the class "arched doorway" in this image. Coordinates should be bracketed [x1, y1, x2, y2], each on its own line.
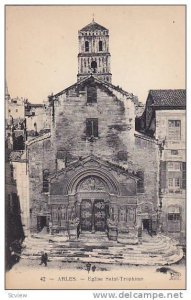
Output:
[77, 176, 109, 232]
[66, 164, 120, 237]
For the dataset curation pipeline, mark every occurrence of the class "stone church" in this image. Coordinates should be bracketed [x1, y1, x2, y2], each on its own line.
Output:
[27, 20, 159, 244]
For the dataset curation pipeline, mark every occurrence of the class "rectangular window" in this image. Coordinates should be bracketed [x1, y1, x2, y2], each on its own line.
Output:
[168, 162, 174, 170]
[168, 161, 181, 171]
[175, 178, 180, 187]
[167, 212, 181, 232]
[167, 161, 182, 193]
[86, 118, 98, 138]
[168, 177, 181, 193]
[168, 213, 174, 221]
[168, 178, 173, 187]
[171, 150, 178, 155]
[117, 150, 128, 161]
[168, 213, 180, 221]
[87, 85, 97, 104]
[168, 120, 181, 140]
[174, 162, 181, 170]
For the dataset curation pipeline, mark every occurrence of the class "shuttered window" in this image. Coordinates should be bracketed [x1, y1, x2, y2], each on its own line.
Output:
[168, 120, 181, 140]
[167, 161, 185, 193]
[182, 162, 186, 189]
[167, 208, 181, 232]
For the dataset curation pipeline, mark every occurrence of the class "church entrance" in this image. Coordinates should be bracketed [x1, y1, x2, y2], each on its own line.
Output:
[80, 200, 92, 231]
[94, 200, 106, 232]
[80, 199, 106, 232]
[37, 215, 47, 232]
[142, 219, 152, 234]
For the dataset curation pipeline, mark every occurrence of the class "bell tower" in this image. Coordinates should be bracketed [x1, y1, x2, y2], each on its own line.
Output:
[77, 19, 112, 83]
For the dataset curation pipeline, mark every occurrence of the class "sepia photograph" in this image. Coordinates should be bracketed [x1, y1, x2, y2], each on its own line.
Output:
[5, 5, 186, 290]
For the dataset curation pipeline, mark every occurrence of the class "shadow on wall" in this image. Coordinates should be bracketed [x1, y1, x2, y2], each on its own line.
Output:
[5, 194, 25, 271]
[5, 143, 25, 271]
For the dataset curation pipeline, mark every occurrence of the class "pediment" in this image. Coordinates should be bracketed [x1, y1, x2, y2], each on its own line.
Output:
[51, 75, 134, 103]
[50, 155, 138, 182]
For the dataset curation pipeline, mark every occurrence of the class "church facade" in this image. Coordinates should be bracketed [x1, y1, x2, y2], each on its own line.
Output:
[26, 20, 159, 244]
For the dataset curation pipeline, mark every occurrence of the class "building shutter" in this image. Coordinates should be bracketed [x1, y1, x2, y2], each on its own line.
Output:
[160, 161, 166, 190]
[93, 119, 98, 137]
[86, 119, 92, 137]
[182, 162, 186, 189]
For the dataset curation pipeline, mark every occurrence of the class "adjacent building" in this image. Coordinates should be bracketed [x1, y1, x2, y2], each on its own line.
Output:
[136, 89, 186, 244]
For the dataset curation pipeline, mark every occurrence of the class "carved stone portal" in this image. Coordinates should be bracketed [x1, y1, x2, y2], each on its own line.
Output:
[77, 176, 106, 191]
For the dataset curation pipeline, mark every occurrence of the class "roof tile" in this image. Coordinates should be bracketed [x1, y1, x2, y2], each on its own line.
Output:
[149, 89, 186, 107]
[80, 21, 108, 32]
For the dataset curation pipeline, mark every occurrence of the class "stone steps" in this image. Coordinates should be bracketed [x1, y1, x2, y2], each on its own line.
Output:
[24, 241, 178, 254]
[21, 232, 183, 266]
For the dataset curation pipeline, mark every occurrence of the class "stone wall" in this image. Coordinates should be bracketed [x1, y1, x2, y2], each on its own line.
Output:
[133, 135, 159, 207]
[52, 78, 135, 167]
[27, 78, 159, 234]
[133, 134, 159, 230]
[26, 105, 51, 138]
[27, 134, 55, 232]
[155, 110, 186, 244]
[12, 160, 30, 236]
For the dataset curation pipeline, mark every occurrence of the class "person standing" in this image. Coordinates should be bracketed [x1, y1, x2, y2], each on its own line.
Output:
[39, 252, 48, 267]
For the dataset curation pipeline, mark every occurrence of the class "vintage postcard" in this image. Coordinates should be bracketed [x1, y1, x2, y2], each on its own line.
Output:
[5, 5, 186, 290]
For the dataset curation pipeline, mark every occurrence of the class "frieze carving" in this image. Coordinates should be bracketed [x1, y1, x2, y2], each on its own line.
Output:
[78, 176, 106, 191]
[137, 202, 153, 214]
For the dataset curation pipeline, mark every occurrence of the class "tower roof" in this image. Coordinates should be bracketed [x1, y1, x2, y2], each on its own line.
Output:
[80, 20, 108, 32]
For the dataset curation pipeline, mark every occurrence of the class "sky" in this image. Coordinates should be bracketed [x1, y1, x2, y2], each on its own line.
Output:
[6, 5, 185, 104]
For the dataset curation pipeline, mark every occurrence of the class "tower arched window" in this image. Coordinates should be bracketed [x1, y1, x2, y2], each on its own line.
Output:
[91, 61, 97, 73]
[99, 40, 103, 51]
[85, 41, 89, 52]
